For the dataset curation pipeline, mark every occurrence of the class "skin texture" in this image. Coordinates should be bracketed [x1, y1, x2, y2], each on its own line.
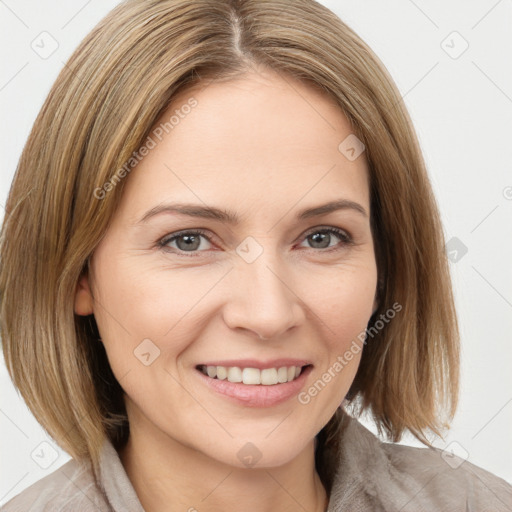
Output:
[74, 68, 378, 512]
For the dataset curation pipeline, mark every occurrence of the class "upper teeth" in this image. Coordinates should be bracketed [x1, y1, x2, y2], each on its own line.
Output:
[200, 365, 303, 385]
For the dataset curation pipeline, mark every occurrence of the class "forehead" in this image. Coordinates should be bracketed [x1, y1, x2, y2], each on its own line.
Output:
[119, 69, 369, 223]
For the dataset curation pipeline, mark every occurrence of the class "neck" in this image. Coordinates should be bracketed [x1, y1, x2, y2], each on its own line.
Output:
[118, 422, 328, 512]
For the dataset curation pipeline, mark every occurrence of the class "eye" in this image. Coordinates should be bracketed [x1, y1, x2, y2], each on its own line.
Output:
[158, 229, 213, 255]
[298, 227, 353, 251]
[157, 226, 353, 257]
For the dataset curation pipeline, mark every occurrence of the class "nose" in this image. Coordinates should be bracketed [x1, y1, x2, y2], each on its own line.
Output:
[222, 250, 305, 341]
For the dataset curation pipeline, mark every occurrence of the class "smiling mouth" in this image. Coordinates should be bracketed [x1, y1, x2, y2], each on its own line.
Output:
[195, 364, 312, 385]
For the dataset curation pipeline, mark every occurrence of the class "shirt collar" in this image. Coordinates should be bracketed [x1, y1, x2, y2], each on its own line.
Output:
[97, 437, 145, 511]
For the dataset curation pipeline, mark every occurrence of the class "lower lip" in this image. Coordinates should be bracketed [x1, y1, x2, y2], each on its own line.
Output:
[195, 365, 313, 408]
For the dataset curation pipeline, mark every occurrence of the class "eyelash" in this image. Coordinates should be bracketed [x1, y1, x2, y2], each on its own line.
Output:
[157, 226, 354, 257]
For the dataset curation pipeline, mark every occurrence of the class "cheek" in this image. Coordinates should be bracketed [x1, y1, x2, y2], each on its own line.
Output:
[89, 254, 224, 383]
[294, 263, 376, 428]
[90, 254, 196, 338]
[306, 260, 377, 345]
[328, 284, 374, 347]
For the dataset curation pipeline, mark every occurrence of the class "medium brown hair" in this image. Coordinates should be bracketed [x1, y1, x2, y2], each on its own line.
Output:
[0, 0, 459, 489]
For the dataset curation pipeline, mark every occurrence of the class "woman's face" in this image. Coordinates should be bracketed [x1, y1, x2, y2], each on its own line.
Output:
[75, 68, 378, 468]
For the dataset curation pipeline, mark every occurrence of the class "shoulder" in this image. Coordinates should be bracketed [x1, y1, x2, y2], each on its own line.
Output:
[380, 441, 512, 511]
[0, 458, 110, 512]
[329, 411, 512, 511]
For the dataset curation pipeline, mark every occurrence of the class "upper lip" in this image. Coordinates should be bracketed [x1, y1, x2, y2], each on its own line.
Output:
[196, 359, 312, 370]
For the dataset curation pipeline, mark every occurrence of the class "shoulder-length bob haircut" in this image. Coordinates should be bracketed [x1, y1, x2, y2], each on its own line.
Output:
[0, 0, 459, 484]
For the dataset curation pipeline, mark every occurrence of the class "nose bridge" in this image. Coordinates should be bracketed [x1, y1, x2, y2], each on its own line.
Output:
[225, 239, 302, 338]
[245, 252, 288, 307]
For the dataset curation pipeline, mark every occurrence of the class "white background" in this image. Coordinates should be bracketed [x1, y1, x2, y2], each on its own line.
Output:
[1, 0, 511, 505]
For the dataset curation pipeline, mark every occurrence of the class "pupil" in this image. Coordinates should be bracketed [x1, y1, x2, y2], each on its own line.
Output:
[176, 232, 331, 252]
[310, 232, 329, 249]
[178, 234, 200, 251]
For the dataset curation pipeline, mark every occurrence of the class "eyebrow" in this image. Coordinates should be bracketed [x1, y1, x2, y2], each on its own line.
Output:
[137, 198, 368, 225]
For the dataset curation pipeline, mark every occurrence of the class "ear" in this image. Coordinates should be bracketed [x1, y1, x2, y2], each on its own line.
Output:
[74, 271, 94, 315]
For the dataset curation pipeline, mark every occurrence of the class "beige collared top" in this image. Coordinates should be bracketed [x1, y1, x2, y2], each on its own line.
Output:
[2, 411, 511, 511]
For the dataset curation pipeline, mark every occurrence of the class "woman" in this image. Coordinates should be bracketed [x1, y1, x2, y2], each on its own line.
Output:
[1, 0, 511, 510]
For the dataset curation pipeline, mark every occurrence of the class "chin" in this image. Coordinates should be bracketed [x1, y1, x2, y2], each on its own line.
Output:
[203, 435, 311, 470]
